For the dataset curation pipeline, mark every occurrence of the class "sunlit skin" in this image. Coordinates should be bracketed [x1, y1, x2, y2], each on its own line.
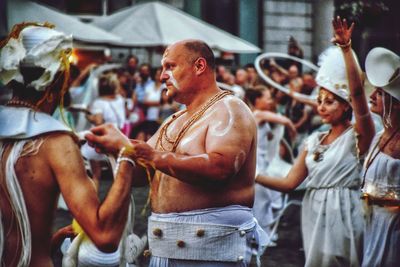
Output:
[145, 93, 256, 212]
[86, 40, 257, 213]
[1, 77, 134, 267]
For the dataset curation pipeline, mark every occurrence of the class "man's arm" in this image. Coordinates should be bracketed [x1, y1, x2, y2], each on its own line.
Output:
[45, 133, 134, 252]
[85, 124, 151, 187]
[133, 98, 256, 185]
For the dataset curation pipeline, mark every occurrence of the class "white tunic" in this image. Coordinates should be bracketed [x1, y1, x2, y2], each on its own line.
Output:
[362, 130, 400, 267]
[302, 127, 364, 267]
[90, 95, 126, 129]
[263, 124, 292, 209]
[144, 83, 164, 121]
[253, 122, 274, 237]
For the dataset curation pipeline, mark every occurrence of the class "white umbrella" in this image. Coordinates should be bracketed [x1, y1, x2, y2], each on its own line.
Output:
[7, 0, 121, 44]
[92, 2, 260, 53]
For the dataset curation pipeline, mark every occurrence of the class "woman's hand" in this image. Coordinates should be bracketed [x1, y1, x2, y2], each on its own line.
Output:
[331, 16, 354, 47]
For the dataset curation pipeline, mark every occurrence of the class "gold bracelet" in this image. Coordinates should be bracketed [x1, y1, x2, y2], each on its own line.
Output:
[336, 39, 351, 49]
[119, 145, 136, 159]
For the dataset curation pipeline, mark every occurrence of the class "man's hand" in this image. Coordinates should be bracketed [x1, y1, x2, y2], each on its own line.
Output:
[85, 123, 131, 157]
[331, 16, 354, 47]
[130, 140, 157, 165]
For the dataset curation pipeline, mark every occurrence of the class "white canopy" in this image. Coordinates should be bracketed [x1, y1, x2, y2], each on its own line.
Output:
[7, 0, 121, 44]
[92, 2, 261, 53]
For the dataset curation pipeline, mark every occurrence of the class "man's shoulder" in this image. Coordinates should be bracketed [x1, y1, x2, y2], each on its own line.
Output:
[217, 95, 253, 117]
[210, 95, 256, 130]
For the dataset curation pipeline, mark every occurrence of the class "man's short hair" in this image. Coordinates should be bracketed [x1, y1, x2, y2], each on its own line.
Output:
[183, 40, 215, 71]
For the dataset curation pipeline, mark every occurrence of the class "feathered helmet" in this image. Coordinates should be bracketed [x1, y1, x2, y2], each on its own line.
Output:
[316, 46, 358, 103]
[0, 22, 72, 92]
[365, 47, 400, 101]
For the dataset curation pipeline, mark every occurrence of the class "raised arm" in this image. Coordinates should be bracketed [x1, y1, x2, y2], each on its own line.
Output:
[270, 58, 289, 77]
[256, 148, 308, 192]
[332, 16, 375, 155]
[288, 91, 318, 109]
[46, 133, 134, 252]
[70, 63, 97, 88]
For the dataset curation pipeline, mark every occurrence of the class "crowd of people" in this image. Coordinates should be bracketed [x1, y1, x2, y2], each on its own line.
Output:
[0, 16, 399, 267]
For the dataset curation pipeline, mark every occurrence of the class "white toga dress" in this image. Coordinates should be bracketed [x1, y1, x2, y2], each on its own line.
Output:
[302, 127, 364, 267]
[253, 122, 274, 237]
[362, 130, 400, 267]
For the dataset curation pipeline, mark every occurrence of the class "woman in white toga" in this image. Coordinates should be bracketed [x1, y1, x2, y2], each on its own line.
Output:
[361, 46, 400, 266]
[256, 17, 375, 267]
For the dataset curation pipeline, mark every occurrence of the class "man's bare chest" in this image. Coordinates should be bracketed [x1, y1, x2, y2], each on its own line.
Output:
[156, 113, 210, 153]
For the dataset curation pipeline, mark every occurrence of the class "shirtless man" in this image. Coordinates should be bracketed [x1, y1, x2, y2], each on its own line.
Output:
[86, 40, 266, 266]
[0, 23, 134, 267]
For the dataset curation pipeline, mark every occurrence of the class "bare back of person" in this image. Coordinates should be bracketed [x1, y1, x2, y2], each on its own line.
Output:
[148, 94, 256, 213]
[0, 131, 97, 267]
[1, 134, 63, 267]
[1, 23, 137, 267]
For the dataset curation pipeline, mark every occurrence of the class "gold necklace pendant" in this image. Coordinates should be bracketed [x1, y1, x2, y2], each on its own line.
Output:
[312, 146, 328, 162]
[313, 151, 322, 162]
[162, 110, 186, 144]
[313, 131, 330, 162]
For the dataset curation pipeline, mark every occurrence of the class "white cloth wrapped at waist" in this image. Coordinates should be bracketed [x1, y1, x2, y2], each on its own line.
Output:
[148, 205, 267, 263]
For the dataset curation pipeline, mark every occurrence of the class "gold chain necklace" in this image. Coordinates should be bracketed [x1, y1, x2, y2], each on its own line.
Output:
[6, 100, 38, 110]
[162, 109, 187, 144]
[156, 90, 232, 152]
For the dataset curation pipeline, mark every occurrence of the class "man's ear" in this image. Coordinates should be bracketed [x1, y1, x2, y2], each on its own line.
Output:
[194, 57, 207, 75]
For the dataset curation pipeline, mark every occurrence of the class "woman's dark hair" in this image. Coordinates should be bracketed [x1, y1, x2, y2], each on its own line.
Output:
[98, 74, 118, 96]
[337, 96, 353, 121]
[160, 88, 173, 104]
[244, 87, 263, 108]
